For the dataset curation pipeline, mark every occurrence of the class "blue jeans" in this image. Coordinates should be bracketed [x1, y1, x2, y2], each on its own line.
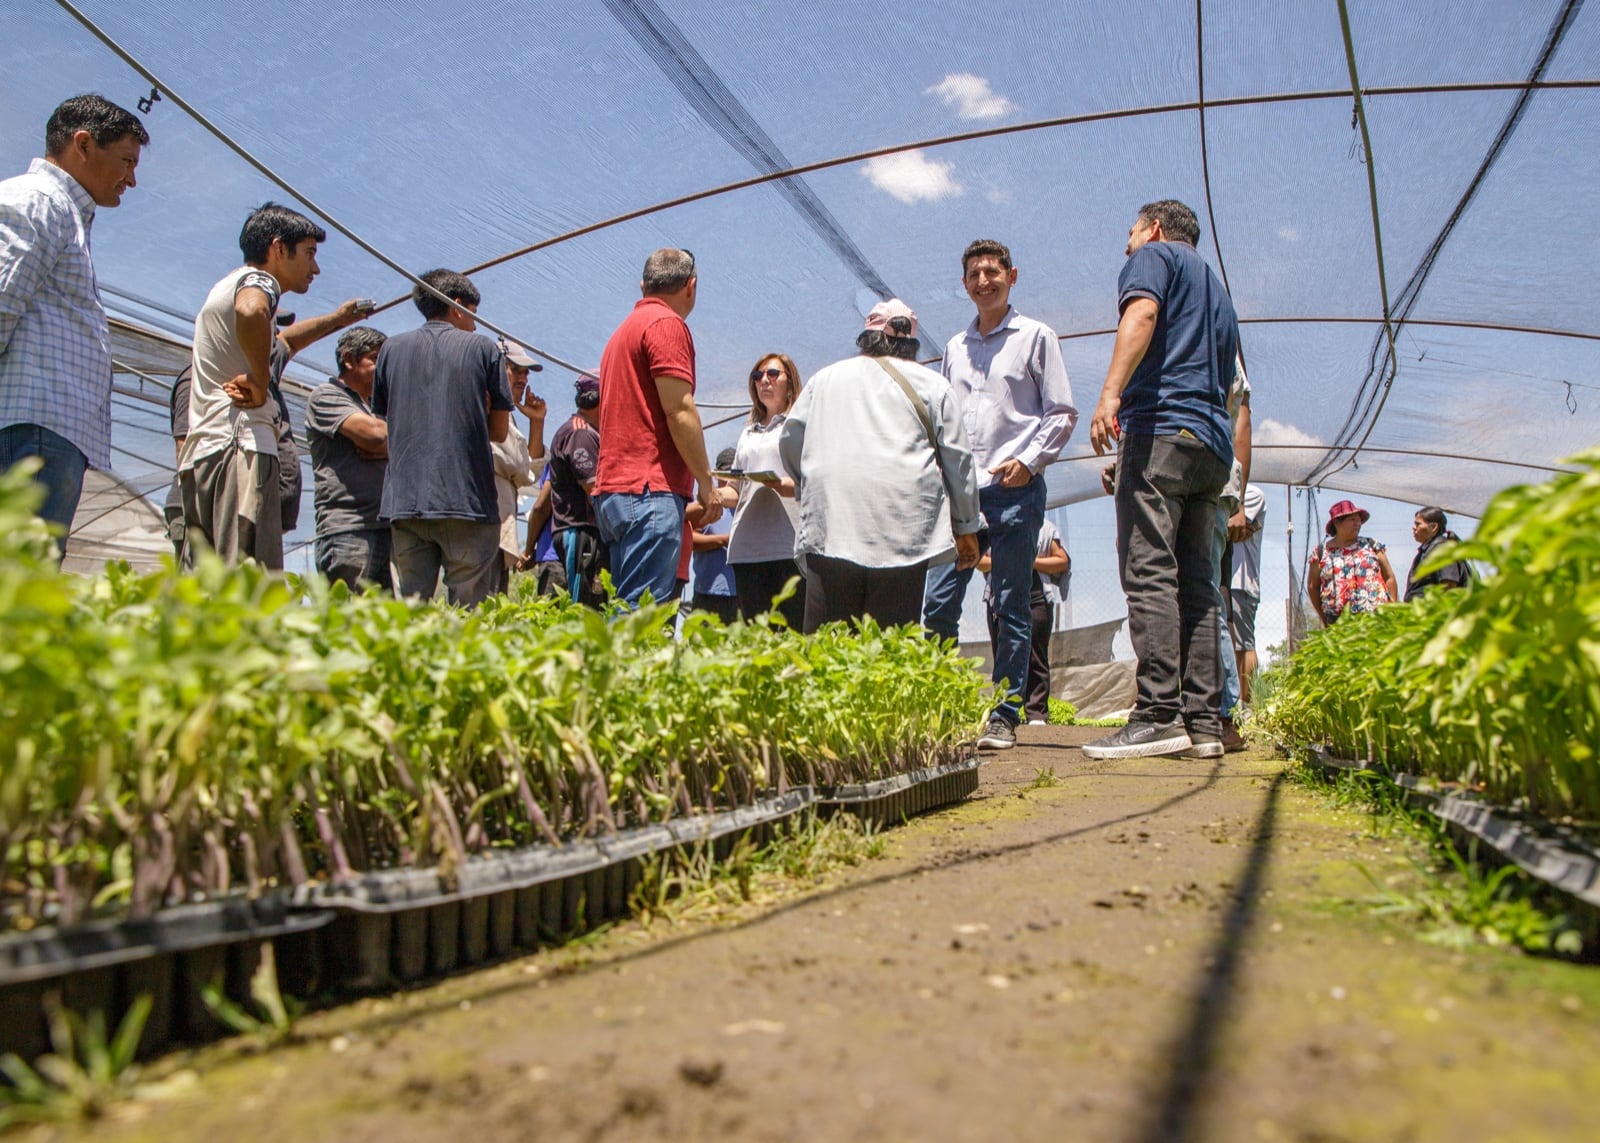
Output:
[0, 423, 88, 560]
[1214, 507, 1240, 718]
[595, 490, 686, 609]
[922, 476, 1046, 725]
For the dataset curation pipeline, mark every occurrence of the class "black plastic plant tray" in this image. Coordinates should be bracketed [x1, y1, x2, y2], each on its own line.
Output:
[293, 788, 814, 914]
[305, 789, 815, 992]
[0, 894, 330, 988]
[0, 896, 334, 1063]
[1307, 747, 1600, 913]
[815, 757, 980, 827]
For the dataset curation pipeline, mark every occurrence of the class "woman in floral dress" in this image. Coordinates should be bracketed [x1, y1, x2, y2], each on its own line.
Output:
[1306, 499, 1397, 625]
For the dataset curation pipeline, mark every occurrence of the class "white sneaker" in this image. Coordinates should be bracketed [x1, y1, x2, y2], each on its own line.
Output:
[1026, 719, 1047, 726]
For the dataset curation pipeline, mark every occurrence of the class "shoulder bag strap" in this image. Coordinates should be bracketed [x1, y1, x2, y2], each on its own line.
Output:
[873, 357, 940, 454]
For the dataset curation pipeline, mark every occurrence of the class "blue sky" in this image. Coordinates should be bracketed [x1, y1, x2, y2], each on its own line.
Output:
[4, 0, 1596, 639]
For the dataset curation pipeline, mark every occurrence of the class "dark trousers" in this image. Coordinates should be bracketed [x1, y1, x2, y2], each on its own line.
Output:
[802, 554, 928, 634]
[733, 557, 805, 631]
[1114, 433, 1231, 735]
[987, 574, 1052, 721]
[315, 528, 394, 594]
[690, 592, 740, 624]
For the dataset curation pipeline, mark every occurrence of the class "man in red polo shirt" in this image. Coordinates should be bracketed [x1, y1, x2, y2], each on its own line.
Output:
[594, 248, 721, 607]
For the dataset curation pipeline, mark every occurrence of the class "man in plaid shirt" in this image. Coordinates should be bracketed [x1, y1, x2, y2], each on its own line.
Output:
[0, 94, 147, 559]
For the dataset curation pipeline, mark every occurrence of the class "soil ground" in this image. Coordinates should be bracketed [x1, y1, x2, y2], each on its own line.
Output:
[62, 729, 1600, 1142]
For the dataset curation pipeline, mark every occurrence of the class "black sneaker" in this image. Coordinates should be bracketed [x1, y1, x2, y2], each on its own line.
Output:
[1184, 733, 1224, 759]
[977, 715, 1017, 751]
[1080, 720, 1192, 760]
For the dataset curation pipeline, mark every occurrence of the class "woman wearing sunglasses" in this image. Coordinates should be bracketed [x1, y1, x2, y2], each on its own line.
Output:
[722, 353, 806, 629]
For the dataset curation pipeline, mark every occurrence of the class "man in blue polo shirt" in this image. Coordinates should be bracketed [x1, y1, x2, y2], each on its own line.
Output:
[924, 238, 1077, 751]
[1083, 200, 1239, 761]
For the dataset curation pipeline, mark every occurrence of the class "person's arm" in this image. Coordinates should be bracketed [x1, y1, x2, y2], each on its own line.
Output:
[654, 374, 720, 525]
[337, 411, 388, 456]
[1089, 297, 1159, 455]
[691, 527, 730, 552]
[1002, 331, 1079, 485]
[1377, 549, 1399, 602]
[222, 284, 277, 408]
[778, 386, 808, 485]
[0, 200, 55, 354]
[278, 298, 374, 357]
[521, 478, 552, 562]
[1035, 540, 1070, 576]
[931, 386, 983, 570]
[1306, 554, 1323, 615]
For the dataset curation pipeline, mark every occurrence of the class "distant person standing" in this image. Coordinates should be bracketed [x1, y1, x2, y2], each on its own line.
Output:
[981, 516, 1069, 726]
[489, 341, 546, 592]
[305, 326, 390, 592]
[0, 94, 147, 558]
[179, 203, 325, 569]
[689, 447, 740, 623]
[1083, 200, 1239, 761]
[594, 248, 721, 608]
[1308, 499, 1397, 624]
[779, 300, 981, 632]
[1229, 482, 1266, 704]
[725, 352, 804, 629]
[923, 239, 1077, 752]
[373, 269, 512, 607]
[543, 374, 607, 607]
[1404, 506, 1470, 601]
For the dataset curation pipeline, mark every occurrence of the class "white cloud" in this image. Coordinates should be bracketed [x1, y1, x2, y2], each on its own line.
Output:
[861, 150, 962, 204]
[1277, 226, 1300, 242]
[925, 73, 1016, 120]
[1254, 417, 1323, 447]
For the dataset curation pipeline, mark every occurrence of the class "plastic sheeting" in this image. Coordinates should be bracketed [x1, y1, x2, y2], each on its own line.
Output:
[2, 0, 1596, 560]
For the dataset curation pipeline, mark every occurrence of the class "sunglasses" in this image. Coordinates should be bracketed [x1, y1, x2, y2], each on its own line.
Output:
[751, 367, 785, 382]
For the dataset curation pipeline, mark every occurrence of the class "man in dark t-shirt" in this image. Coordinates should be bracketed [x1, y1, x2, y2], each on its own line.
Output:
[372, 268, 512, 608]
[306, 326, 390, 591]
[546, 373, 607, 606]
[1084, 199, 1239, 762]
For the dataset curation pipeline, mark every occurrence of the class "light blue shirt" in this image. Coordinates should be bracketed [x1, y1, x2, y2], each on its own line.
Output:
[0, 158, 111, 469]
[942, 307, 1077, 487]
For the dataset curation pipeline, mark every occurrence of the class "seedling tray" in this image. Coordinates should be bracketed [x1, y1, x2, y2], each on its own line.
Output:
[1306, 747, 1600, 936]
[302, 789, 815, 991]
[815, 756, 980, 828]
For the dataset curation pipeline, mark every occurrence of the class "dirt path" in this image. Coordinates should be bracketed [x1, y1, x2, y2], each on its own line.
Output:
[80, 729, 1600, 1143]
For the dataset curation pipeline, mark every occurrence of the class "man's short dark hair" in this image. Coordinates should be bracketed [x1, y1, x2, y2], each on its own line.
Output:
[1138, 200, 1201, 246]
[641, 249, 696, 295]
[335, 326, 386, 375]
[412, 269, 480, 320]
[45, 94, 149, 156]
[239, 202, 326, 264]
[961, 239, 1012, 276]
[855, 328, 921, 361]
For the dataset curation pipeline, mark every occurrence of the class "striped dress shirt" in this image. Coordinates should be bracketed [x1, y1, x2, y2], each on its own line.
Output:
[0, 158, 112, 469]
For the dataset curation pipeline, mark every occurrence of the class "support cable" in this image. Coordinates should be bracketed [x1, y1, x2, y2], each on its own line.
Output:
[441, 78, 1600, 291]
[1316, 0, 1401, 491]
[50, 0, 581, 374]
[1194, 0, 1235, 300]
[1308, 0, 1588, 484]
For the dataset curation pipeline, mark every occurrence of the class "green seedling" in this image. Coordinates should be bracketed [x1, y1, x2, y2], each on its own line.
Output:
[200, 944, 300, 1046]
[0, 994, 152, 1127]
